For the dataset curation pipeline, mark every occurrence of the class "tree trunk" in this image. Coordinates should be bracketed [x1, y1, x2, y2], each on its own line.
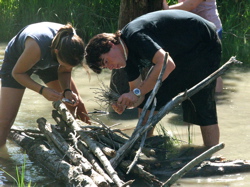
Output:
[118, 0, 163, 29]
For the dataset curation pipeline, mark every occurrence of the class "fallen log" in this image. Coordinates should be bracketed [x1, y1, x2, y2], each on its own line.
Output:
[37, 118, 109, 187]
[7, 56, 249, 187]
[76, 140, 114, 184]
[8, 131, 97, 187]
[153, 159, 250, 178]
[52, 101, 132, 187]
[161, 143, 225, 187]
[9, 109, 250, 187]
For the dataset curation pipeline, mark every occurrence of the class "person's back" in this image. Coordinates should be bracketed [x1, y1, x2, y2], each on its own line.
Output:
[122, 10, 220, 81]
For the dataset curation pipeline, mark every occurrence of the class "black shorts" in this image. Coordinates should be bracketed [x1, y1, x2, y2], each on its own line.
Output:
[1, 65, 59, 89]
[138, 39, 221, 126]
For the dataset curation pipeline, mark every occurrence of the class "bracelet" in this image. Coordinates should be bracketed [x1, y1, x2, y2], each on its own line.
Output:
[39, 86, 45, 95]
[63, 88, 72, 97]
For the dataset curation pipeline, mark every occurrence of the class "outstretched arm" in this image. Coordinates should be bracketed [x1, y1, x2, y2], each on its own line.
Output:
[163, 0, 204, 11]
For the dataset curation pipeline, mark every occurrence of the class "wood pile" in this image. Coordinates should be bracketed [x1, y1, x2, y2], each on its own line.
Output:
[9, 101, 250, 187]
[8, 56, 250, 187]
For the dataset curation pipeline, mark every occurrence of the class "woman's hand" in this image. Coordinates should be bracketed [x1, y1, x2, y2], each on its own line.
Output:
[61, 90, 79, 106]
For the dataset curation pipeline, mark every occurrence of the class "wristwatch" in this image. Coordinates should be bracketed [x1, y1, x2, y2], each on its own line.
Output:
[133, 88, 141, 97]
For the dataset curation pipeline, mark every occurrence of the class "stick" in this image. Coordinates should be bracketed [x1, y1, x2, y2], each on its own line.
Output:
[110, 56, 242, 169]
[126, 98, 157, 174]
[110, 53, 169, 169]
[37, 118, 92, 172]
[53, 101, 128, 187]
[161, 143, 225, 187]
[133, 52, 169, 133]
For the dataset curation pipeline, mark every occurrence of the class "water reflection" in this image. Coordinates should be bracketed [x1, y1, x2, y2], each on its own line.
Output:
[1, 43, 250, 186]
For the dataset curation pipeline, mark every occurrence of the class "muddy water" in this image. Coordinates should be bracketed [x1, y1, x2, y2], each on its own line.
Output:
[1, 43, 250, 186]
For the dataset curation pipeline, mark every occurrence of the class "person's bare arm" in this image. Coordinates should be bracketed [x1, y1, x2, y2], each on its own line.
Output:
[12, 37, 62, 101]
[137, 49, 176, 96]
[116, 49, 176, 110]
[165, 0, 204, 11]
[12, 37, 41, 92]
[58, 64, 72, 91]
[58, 65, 80, 105]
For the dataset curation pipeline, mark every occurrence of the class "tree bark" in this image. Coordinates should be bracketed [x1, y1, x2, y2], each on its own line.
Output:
[53, 101, 127, 187]
[162, 143, 225, 187]
[118, 0, 162, 30]
[8, 131, 97, 187]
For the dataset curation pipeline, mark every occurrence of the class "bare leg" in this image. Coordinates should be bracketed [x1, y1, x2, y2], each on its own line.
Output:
[138, 108, 158, 137]
[215, 77, 223, 93]
[200, 124, 220, 147]
[0, 87, 25, 147]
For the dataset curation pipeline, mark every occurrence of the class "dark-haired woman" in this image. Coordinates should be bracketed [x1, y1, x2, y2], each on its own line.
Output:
[0, 22, 90, 148]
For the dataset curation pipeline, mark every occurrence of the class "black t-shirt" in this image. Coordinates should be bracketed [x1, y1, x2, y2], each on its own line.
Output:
[121, 10, 218, 82]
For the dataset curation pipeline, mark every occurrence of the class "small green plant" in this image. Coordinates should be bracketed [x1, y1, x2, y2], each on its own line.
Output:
[0, 154, 33, 187]
[156, 122, 183, 153]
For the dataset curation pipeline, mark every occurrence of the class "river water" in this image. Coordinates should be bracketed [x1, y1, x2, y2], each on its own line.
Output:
[0, 43, 250, 186]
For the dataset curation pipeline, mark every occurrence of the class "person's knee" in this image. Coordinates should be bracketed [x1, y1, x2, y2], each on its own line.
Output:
[216, 77, 223, 93]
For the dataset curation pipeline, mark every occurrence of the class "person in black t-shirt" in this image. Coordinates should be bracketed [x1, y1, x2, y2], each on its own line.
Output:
[85, 10, 222, 147]
[0, 22, 90, 148]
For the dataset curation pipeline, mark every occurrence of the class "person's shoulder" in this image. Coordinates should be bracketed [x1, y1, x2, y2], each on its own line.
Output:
[27, 22, 63, 29]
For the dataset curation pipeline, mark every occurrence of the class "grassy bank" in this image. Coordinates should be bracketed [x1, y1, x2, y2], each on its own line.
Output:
[0, 0, 120, 41]
[0, 0, 249, 64]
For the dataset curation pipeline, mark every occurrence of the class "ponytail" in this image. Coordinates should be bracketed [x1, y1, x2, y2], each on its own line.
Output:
[51, 23, 84, 66]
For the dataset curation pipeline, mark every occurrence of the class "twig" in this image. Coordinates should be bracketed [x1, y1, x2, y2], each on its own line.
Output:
[111, 52, 169, 169]
[150, 56, 243, 128]
[126, 98, 157, 174]
[161, 143, 225, 187]
[133, 52, 169, 133]
[92, 81, 120, 107]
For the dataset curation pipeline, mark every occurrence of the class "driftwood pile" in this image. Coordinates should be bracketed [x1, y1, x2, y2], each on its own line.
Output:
[8, 56, 250, 187]
[9, 104, 250, 187]
[9, 101, 167, 187]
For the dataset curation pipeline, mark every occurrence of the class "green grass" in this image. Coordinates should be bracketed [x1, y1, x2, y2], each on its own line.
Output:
[0, 0, 120, 41]
[0, 154, 33, 187]
[0, 0, 249, 64]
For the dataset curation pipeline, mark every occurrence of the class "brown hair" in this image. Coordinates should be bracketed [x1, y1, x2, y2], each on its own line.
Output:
[84, 31, 121, 74]
[51, 23, 85, 66]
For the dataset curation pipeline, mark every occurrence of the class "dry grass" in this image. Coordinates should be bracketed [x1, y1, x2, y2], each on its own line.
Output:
[92, 82, 121, 108]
